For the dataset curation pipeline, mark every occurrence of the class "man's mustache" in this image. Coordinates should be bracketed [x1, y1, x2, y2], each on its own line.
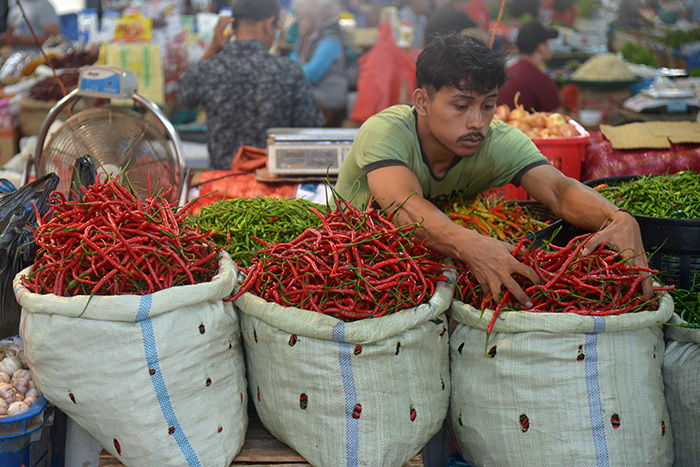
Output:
[458, 132, 484, 142]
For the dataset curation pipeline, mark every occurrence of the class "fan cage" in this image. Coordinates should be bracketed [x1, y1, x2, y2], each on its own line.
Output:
[38, 105, 182, 204]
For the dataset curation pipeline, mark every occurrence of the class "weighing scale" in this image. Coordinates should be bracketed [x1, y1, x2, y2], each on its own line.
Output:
[266, 128, 359, 176]
[623, 87, 700, 114]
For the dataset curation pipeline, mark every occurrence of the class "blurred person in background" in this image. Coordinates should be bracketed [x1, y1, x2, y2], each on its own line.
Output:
[497, 20, 563, 113]
[424, 0, 478, 45]
[506, 0, 541, 25]
[291, 0, 349, 126]
[178, 0, 323, 170]
[0, 0, 58, 52]
[549, 0, 577, 27]
[399, 0, 432, 49]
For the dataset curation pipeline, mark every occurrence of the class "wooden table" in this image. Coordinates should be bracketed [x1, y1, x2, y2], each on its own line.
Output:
[99, 416, 424, 466]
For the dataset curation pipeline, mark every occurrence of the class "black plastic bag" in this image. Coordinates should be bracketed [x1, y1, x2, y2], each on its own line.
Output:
[68, 155, 98, 201]
[0, 173, 59, 337]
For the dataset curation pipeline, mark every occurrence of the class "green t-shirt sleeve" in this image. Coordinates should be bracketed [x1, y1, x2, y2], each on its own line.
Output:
[483, 121, 549, 188]
[352, 114, 414, 172]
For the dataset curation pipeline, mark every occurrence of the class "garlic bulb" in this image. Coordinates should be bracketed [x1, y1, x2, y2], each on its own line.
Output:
[16, 349, 26, 367]
[0, 383, 15, 402]
[7, 401, 29, 416]
[0, 398, 8, 410]
[24, 388, 41, 399]
[12, 369, 31, 380]
[11, 378, 29, 395]
[0, 356, 21, 376]
[5, 345, 21, 357]
[23, 396, 36, 407]
[14, 393, 23, 402]
[0, 372, 9, 383]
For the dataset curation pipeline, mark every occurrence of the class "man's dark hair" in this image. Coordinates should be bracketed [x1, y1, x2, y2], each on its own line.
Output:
[417, 34, 508, 95]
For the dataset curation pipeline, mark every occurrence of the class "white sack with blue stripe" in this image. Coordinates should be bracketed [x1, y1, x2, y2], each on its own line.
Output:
[450, 293, 674, 467]
[13, 253, 247, 467]
[663, 312, 700, 467]
[235, 278, 453, 467]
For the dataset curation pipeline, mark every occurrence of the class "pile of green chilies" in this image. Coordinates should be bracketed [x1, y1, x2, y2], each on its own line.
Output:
[23, 176, 221, 296]
[593, 171, 700, 219]
[229, 198, 449, 321]
[668, 283, 700, 328]
[184, 197, 324, 267]
[456, 233, 673, 335]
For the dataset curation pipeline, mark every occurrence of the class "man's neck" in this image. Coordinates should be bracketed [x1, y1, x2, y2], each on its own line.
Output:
[416, 116, 457, 178]
[519, 53, 543, 68]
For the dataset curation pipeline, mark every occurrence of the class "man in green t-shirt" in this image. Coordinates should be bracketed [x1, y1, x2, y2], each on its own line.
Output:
[334, 34, 649, 307]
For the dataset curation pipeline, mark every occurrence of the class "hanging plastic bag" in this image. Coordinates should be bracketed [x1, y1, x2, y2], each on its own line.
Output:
[0, 173, 59, 337]
[349, 23, 417, 125]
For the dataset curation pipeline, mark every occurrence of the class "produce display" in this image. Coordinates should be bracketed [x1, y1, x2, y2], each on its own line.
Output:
[230, 198, 448, 321]
[456, 233, 671, 336]
[668, 283, 700, 328]
[494, 93, 580, 138]
[444, 196, 550, 241]
[592, 171, 700, 219]
[28, 71, 80, 101]
[48, 49, 99, 69]
[569, 53, 637, 82]
[185, 197, 323, 267]
[22, 175, 221, 296]
[0, 342, 41, 417]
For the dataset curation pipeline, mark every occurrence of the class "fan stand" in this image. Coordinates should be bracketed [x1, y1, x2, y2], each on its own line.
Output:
[23, 84, 187, 206]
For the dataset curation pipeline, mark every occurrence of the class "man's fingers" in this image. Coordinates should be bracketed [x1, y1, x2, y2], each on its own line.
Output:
[582, 231, 607, 255]
[501, 276, 532, 309]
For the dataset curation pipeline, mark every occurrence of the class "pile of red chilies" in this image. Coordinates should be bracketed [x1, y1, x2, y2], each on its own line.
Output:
[456, 233, 674, 335]
[229, 199, 448, 321]
[23, 176, 221, 296]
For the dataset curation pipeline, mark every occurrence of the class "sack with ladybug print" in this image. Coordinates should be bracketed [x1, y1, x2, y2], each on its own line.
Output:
[233, 273, 454, 467]
[449, 294, 674, 467]
[14, 252, 247, 467]
[663, 312, 700, 467]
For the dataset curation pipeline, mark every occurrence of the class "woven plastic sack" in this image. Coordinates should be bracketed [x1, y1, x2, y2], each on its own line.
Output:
[234, 276, 454, 467]
[450, 293, 674, 467]
[663, 313, 700, 467]
[13, 253, 247, 467]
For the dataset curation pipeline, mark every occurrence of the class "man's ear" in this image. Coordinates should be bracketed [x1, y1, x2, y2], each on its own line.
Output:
[413, 87, 430, 116]
[262, 16, 275, 35]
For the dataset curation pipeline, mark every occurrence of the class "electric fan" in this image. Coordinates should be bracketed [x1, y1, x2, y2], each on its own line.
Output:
[23, 65, 186, 204]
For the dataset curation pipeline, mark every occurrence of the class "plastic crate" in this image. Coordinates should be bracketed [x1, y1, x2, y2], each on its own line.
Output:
[485, 183, 528, 200]
[530, 119, 589, 182]
[0, 395, 52, 466]
[489, 120, 590, 202]
[542, 174, 700, 289]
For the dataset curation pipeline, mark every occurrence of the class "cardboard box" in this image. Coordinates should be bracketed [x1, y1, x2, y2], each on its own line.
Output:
[0, 127, 18, 166]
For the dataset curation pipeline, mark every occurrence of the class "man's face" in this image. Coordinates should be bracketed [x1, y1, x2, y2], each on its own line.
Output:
[423, 85, 497, 157]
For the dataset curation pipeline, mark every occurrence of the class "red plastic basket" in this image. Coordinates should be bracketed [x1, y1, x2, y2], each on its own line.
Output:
[487, 120, 590, 201]
[530, 119, 589, 181]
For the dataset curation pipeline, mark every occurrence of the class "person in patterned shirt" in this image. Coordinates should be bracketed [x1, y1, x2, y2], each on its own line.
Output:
[178, 0, 324, 170]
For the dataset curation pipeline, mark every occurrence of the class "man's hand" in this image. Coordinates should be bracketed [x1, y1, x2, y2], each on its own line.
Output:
[366, 165, 541, 308]
[459, 233, 540, 308]
[201, 16, 234, 60]
[583, 209, 652, 297]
